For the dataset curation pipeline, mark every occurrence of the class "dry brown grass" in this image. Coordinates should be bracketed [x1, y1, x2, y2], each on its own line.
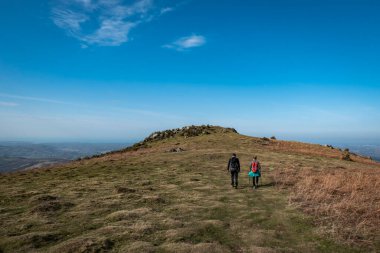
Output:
[266, 139, 378, 164]
[274, 166, 380, 247]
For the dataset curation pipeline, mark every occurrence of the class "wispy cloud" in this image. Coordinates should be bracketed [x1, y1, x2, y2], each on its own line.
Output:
[0, 93, 181, 120]
[0, 93, 74, 105]
[51, 0, 173, 47]
[164, 34, 206, 51]
[0, 101, 18, 107]
[52, 8, 89, 35]
[160, 7, 173, 15]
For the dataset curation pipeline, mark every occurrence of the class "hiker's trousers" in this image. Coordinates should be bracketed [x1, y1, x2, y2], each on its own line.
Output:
[230, 171, 239, 186]
[252, 176, 259, 186]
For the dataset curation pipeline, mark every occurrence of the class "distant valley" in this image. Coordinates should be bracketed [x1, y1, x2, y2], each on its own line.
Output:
[0, 142, 131, 172]
[333, 143, 380, 162]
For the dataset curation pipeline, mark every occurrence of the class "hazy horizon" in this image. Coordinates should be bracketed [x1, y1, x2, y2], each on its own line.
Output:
[1, 128, 380, 147]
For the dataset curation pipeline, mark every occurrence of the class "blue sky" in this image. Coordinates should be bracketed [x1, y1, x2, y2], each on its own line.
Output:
[0, 0, 379, 143]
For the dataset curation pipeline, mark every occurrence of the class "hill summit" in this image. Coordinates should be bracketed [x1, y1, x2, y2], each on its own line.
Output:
[121, 125, 238, 153]
[145, 125, 238, 142]
[143, 125, 238, 143]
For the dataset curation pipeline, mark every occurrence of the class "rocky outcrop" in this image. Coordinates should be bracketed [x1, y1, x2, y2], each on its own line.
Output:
[167, 147, 185, 153]
[144, 125, 237, 143]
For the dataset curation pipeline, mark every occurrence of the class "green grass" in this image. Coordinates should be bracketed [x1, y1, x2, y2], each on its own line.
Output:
[0, 131, 377, 252]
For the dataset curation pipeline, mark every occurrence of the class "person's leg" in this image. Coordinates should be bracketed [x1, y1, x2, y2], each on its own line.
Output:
[231, 172, 237, 188]
[254, 176, 259, 188]
[235, 172, 239, 188]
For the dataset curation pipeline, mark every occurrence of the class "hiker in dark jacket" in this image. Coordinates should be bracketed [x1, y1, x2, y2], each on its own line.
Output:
[227, 153, 240, 188]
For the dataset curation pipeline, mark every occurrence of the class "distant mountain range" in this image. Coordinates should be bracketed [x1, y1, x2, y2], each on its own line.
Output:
[0, 142, 131, 172]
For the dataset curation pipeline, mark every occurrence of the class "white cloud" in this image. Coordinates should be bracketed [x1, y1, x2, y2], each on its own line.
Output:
[51, 0, 162, 47]
[52, 8, 89, 35]
[160, 7, 173, 15]
[164, 35, 206, 51]
[83, 20, 136, 46]
[0, 101, 18, 107]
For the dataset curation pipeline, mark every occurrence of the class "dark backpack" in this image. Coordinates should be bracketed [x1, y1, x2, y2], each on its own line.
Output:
[229, 157, 238, 172]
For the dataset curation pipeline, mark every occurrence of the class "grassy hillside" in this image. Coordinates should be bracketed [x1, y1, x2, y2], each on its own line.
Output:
[0, 126, 379, 253]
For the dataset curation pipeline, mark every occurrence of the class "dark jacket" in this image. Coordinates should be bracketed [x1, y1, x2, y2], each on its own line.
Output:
[227, 157, 240, 173]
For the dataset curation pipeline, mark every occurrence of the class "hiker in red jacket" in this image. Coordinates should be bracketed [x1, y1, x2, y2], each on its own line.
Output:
[249, 156, 261, 189]
[227, 153, 240, 189]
